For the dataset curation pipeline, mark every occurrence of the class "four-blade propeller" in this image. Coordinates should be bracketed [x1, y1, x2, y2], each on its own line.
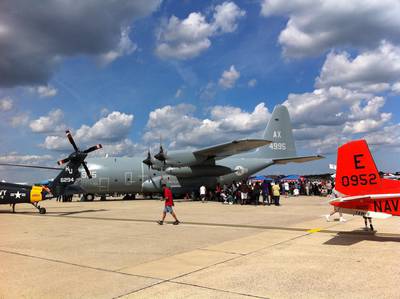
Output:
[57, 130, 102, 179]
[143, 143, 167, 170]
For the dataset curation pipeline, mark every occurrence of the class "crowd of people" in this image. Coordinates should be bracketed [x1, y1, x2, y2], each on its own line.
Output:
[190, 178, 334, 206]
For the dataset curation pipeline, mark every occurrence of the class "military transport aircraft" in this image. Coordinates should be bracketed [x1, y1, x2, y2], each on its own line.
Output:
[0, 131, 101, 213]
[74, 105, 323, 200]
[330, 139, 400, 231]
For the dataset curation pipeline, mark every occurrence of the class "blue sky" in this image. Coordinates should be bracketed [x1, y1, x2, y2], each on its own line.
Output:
[1, 0, 400, 182]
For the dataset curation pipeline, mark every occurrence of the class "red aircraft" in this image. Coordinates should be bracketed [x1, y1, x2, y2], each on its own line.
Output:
[329, 139, 400, 231]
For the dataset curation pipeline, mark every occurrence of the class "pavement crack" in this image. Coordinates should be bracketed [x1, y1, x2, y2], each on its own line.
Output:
[0, 248, 160, 282]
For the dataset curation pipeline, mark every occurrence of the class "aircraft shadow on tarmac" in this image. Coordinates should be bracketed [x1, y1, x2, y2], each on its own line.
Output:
[323, 230, 400, 246]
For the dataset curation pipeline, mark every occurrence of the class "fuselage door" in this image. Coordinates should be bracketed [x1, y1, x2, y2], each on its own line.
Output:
[99, 178, 109, 192]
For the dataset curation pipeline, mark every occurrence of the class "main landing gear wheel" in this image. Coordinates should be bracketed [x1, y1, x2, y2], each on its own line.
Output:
[86, 193, 95, 201]
[32, 202, 46, 214]
[363, 216, 374, 231]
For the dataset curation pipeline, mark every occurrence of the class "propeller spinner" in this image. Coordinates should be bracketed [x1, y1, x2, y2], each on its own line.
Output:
[57, 130, 102, 179]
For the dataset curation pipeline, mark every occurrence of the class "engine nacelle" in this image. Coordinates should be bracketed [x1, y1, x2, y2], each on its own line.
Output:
[142, 177, 163, 193]
[165, 165, 233, 178]
[164, 151, 206, 167]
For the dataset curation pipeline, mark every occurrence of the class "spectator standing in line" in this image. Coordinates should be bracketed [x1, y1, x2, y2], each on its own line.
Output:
[284, 181, 290, 197]
[239, 181, 249, 205]
[251, 182, 260, 205]
[158, 184, 180, 225]
[215, 183, 222, 202]
[261, 180, 270, 205]
[200, 184, 207, 202]
[272, 182, 281, 206]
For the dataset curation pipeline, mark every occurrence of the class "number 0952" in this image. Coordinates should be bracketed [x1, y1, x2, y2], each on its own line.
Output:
[341, 174, 377, 186]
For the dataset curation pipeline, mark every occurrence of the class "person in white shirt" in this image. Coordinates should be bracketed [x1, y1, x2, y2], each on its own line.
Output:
[284, 181, 290, 197]
[200, 185, 206, 203]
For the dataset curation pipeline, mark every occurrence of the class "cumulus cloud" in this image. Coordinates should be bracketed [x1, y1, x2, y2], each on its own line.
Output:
[0, 0, 161, 87]
[261, 0, 400, 57]
[218, 65, 240, 89]
[0, 97, 13, 111]
[155, 1, 245, 59]
[0, 153, 53, 165]
[29, 109, 66, 133]
[283, 87, 392, 153]
[43, 111, 134, 151]
[76, 111, 133, 143]
[316, 42, 400, 92]
[143, 102, 270, 148]
[36, 85, 58, 98]
[97, 26, 137, 66]
[100, 139, 146, 157]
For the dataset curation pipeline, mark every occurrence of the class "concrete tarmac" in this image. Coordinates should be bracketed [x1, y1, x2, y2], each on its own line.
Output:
[1, 196, 400, 298]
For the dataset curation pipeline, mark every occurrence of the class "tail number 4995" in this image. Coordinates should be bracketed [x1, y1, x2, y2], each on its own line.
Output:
[269, 142, 286, 150]
[341, 173, 377, 186]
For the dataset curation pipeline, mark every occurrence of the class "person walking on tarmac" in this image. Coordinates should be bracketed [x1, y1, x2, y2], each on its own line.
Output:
[158, 184, 180, 225]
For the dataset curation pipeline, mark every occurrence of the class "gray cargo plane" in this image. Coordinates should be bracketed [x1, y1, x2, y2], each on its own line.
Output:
[75, 105, 323, 200]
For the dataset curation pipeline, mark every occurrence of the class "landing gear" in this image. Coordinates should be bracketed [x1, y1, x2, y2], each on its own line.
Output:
[363, 216, 374, 231]
[100, 195, 106, 201]
[11, 203, 15, 213]
[32, 202, 46, 214]
[81, 193, 95, 201]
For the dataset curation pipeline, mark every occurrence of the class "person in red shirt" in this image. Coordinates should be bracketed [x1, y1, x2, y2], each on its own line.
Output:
[158, 184, 180, 225]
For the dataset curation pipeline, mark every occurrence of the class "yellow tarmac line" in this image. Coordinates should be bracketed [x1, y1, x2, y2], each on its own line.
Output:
[307, 228, 322, 234]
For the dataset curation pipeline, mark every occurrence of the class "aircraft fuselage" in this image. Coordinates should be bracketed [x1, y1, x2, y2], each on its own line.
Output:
[76, 155, 274, 195]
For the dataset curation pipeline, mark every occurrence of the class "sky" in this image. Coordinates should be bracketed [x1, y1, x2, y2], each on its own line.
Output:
[1, 0, 400, 182]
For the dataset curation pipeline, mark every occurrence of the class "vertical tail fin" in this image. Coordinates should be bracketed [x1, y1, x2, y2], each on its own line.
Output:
[255, 105, 296, 159]
[49, 160, 83, 196]
[335, 140, 381, 196]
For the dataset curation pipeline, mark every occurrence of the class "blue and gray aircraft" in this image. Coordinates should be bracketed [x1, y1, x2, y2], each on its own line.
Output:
[75, 105, 323, 200]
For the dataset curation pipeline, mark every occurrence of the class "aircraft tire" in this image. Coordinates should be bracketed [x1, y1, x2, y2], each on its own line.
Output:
[100, 195, 106, 201]
[86, 194, 95, 201]
[39, 207, 46, 214]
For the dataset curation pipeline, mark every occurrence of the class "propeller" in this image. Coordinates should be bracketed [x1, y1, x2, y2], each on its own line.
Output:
[142, 150, 153, 168]
[154, 144, 167, 162]
[57, 130, 102, 179]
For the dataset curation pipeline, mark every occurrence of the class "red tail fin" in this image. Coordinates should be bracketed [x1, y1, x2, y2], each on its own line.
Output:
[335, 140, 381, 196]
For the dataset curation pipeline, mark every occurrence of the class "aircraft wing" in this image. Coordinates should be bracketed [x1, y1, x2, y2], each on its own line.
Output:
[194, 139, 271, 159]
[272, 155, 324, 164]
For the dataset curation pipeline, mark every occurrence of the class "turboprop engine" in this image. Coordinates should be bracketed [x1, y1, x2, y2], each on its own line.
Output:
[142, 177, 163, 193]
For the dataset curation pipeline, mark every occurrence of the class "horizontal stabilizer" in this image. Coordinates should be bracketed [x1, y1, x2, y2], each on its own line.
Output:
[272, 155, 324, 164]
[331, 193, 400, 203]
[194, 139, 271, 159]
